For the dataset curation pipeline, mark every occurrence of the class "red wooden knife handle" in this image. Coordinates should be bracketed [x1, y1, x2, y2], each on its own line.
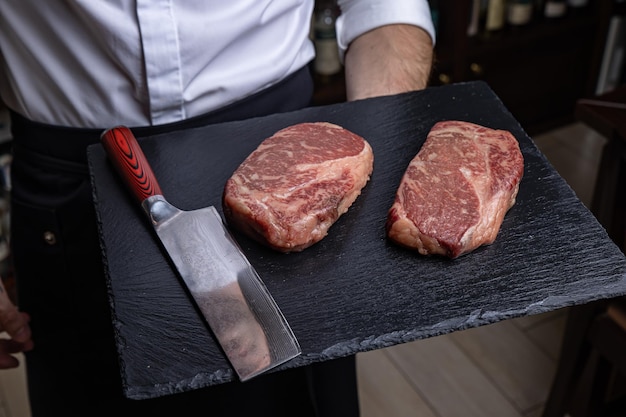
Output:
[101, 126, 163, 203]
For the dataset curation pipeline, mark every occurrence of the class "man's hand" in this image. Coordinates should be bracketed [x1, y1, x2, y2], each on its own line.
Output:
[344, 24, 434, 101]
[0, 278, 33, 369]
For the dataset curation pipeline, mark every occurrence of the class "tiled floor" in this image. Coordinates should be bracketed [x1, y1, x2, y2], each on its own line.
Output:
[0, 122, 608, 417]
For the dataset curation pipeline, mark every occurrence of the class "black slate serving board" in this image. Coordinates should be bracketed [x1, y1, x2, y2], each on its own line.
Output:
[88, 81, 626, 400]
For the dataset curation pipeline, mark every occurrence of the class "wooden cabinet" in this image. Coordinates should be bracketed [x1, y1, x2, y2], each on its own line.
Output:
[313, 0, 617, 135]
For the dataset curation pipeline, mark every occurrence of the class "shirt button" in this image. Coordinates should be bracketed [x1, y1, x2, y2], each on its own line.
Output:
[43, 231, 57, 245]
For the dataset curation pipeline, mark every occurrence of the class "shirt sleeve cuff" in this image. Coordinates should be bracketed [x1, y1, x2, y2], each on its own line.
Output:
[335, 0, 436, 62]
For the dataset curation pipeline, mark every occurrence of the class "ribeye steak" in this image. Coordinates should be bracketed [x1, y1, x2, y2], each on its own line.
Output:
[223, 122, 374, 252]
[386, 120, 524, 258]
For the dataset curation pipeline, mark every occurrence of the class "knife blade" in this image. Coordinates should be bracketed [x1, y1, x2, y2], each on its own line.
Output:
[100, 126, 301, 381]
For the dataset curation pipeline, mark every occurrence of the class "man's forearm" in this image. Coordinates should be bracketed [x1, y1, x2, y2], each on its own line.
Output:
[343, 24, 434, 101]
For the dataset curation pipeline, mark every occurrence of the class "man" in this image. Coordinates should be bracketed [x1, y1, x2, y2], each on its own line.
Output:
[0, 1, 434, 415]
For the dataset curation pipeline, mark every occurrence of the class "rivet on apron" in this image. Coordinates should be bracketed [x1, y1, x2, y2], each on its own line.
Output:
[43, 231, 57, 245]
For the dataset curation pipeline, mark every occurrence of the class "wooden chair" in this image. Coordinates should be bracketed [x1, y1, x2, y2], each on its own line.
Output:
[542, 298, 626, 417]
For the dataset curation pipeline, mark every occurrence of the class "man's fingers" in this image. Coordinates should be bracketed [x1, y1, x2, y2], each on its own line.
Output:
[0, 308, 32, 343]
[10, 316, 33, 350]
[0, 339, 28, 369]
[0, 338, 28, 354]
[0, 279, 33, 344]
[0, 278, 13, 310]
[0, 353, 20, 369]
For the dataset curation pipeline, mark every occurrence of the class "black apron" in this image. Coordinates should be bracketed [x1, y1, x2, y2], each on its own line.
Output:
[10, 66, 359, 417]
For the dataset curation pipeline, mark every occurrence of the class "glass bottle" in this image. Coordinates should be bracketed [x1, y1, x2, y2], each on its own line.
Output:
[313, 0, 342, 77]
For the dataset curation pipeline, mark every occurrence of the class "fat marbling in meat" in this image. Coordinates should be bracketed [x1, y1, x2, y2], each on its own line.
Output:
[386, 120, 524, 258]
[223, 122, 374, 252]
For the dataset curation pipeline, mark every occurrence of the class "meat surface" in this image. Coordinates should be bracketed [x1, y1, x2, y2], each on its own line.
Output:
[223, 122, 374, 252]
[386, 120, 524, 258]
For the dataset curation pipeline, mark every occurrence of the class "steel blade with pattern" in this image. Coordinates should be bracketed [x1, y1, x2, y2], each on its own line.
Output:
[100, 126, 301, 381]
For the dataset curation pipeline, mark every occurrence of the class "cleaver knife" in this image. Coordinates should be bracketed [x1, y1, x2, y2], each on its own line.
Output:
[100, 126, 301, 381]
